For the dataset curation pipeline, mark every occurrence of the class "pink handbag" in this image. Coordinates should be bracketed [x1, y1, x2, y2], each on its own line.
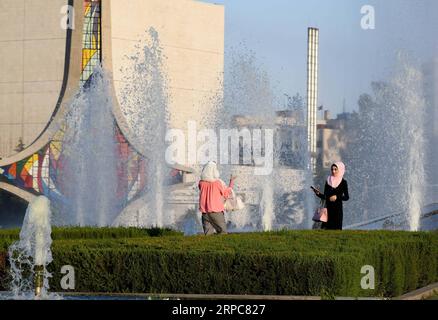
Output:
[312, 200, 328, 223]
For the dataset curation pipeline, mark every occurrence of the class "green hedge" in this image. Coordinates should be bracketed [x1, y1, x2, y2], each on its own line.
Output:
[0, 227, 182, 242]
[0, 229, 437, 297]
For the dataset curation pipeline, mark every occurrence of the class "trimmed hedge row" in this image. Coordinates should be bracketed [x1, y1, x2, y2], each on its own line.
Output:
[0, 229, 437, 297]
[0, 227, 182, 241]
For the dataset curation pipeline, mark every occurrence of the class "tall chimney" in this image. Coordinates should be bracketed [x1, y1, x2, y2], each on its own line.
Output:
[307, 27, 319, 171]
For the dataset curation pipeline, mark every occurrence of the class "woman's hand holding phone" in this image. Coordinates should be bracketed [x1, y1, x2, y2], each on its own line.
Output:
[311, 186, 320, 195]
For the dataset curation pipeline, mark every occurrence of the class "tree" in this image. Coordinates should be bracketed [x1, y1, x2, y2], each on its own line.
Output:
[284, 93, 305, 124]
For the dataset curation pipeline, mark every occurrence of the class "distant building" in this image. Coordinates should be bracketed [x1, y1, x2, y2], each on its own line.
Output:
[232, 107, 357, 171]
[316, 110, 356, 169]
[232, 110, 307, 170]
[317, 111, 342, 169]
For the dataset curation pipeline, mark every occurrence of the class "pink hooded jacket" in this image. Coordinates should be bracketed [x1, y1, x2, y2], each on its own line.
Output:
[198, 162, 234, 214]
[198, 180, 234, 213]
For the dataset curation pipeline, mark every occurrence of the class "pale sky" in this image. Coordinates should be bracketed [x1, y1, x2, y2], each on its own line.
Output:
[201, 0, 438, 115]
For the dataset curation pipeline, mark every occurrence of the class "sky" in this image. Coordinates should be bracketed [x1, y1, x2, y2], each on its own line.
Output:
[201, 0, 438, 115]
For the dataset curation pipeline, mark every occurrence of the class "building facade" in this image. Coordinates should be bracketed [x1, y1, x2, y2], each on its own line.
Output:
[106, 0, 224, 138]
[0, 0, 69, 157]
[0, 0, 224, 159]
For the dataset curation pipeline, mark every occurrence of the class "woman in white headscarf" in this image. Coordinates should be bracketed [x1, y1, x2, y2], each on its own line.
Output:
[312, 161, 349, 230]
[198, 161, 236, 235]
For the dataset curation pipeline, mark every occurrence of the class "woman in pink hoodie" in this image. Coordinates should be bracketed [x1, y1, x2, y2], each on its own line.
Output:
[198, 161, 235, 235]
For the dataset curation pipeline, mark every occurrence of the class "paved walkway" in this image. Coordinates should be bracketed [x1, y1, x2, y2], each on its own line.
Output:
[2, 283, 433, 300]
[62, 282, 438, 300]
[62, 292, 385, 300]
[395, 282, 438, 300]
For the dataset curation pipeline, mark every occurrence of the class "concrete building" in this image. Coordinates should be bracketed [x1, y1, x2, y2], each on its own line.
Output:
[0, 0, 224, 160]
[316, 110, 352, 169]
[0, 0, 69, 157]
[233, 110, 307, 170]
[105, 0, 224, 137]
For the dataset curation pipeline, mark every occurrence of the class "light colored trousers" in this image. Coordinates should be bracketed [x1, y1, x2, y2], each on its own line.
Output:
[201, 212, 227, 235]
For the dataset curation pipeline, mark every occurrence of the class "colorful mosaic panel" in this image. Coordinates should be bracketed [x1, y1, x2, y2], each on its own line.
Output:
[1, 143, 57, 195]
[81, 0, 101, 83]
[115, 126, 147, 202]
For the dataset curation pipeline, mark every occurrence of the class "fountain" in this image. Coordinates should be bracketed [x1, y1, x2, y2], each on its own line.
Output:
[109, 41, 315, 233]
[11, 32, 426, 235]
[7, 196, 57, 299]
[113, 28, 171, 228]
[50, 42, 428, 234]
[58, 64, 119, 227]
[341, 53, 427, 231]
[201, 48, 313, 232]
[233, 51, 311, 232]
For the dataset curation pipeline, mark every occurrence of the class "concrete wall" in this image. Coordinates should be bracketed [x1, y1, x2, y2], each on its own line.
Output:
[105, 0, 224, 151]
[0, 0, 69, 157]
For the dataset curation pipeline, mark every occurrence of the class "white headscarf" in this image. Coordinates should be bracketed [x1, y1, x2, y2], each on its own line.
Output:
[200, 161, 220, 182]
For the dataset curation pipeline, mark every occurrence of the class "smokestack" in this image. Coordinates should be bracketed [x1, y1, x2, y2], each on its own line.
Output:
[307, 27, 319, 171]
